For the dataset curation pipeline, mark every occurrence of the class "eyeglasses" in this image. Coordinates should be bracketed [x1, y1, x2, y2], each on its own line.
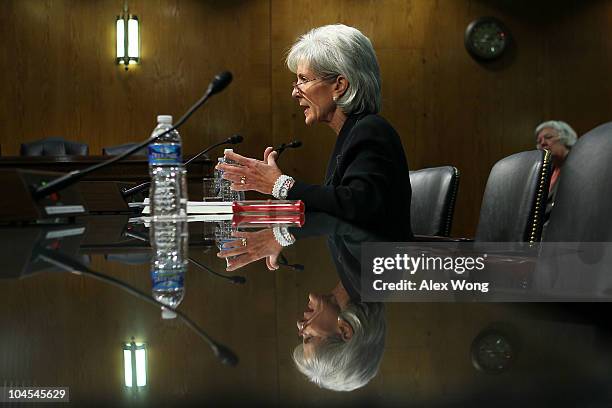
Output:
[292, 74, 338, 90]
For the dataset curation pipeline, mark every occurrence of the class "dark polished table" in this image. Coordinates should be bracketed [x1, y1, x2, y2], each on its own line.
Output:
[1, 213, 611, 406]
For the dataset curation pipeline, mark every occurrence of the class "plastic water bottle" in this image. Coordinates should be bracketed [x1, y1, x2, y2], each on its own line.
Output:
[148, 115, 187, 219]
[216, 148, 245, 202]
[150, 220, 188, 319]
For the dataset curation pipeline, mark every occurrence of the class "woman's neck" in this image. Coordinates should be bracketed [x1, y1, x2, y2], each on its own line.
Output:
[553, 156, 566, 169]
[553, 148, 570, 168]
[328, 108, 348, 135]
[331, 281, 351, 310]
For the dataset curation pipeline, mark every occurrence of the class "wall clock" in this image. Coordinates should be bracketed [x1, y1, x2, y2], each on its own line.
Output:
[465, 17, 510, 61]
[471, 329, 515, 373]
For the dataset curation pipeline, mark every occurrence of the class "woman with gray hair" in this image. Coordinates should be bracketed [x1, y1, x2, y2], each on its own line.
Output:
[535, 120, 577, 222]
[217, 24, 413, 241]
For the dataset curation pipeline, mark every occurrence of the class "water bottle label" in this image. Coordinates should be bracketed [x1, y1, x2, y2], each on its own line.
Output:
[148, 144, 182, 165]
[152, 271, 184, 290]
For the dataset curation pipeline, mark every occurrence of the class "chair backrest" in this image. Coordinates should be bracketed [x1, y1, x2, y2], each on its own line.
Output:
[20, 137, 89, 156]
[102, 142, 147, 156]
[475, 150, 552, 242]
[409, 166, 460, 236]
[543, 122, 612, 242]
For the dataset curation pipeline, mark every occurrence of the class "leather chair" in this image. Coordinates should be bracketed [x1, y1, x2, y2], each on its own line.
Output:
[102, 143, 147, 156]
[410, 166, 460, 236]
[535, 123, 612, 300]
[20, 137, 89, 156]
[542, 122, 612, 242]
[475, 150, 552, 242]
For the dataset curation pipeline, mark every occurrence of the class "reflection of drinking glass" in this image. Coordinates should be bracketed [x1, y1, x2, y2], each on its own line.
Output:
[203, 177, 221, 201]
[215, 220, 239, 267]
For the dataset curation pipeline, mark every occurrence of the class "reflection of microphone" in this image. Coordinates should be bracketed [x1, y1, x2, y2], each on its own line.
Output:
[124, 230, 246, 285]
[37, 246, 239, 366]
[33, 71, 233, 200]
[121, 134, 244, 198]
[189, 257, 246, 285]
[274, 140, 302, 159]
[278, 253, 304, 271]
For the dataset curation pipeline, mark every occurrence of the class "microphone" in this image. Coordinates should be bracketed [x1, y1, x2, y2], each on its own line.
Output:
[37, 246, 239, 366]
[33, 71, 233, 200]
[185, 134, 243, 166]
[207, 71, 233, 96]
[274, 140, 302, 159]
[121, 133, 244, 198]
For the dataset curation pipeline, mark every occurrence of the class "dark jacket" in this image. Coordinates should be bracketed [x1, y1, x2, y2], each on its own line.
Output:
[287, 113, 413, 240]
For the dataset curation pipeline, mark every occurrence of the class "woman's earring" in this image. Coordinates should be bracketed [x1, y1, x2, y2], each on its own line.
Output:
[333, 95, 338, 102]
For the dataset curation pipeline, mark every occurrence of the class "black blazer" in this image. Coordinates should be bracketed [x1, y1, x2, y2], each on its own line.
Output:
[287, 114, 413, 240]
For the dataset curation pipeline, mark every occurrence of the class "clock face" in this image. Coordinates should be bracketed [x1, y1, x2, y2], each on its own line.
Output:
[465, 17, 509, 60]
[471, 330, 514, 373]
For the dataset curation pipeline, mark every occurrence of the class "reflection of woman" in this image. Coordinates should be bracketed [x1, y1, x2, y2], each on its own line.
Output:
[292, 214, 386, 392]
[218, 212, 387, 391]
[217, 24, 413, 239]
[294, 293, 385, 392]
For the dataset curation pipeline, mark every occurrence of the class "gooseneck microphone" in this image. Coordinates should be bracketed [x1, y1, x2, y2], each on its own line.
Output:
[121, 133, 244, 198]
[37, 247, 239, 366]
[185, 134, 244, 167]
[33, 71, 233, 200]
[274, 140, 302, 159]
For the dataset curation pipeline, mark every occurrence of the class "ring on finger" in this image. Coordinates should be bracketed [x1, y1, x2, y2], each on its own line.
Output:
[240, 176, 246, 184]
[241, 237, 247, 246]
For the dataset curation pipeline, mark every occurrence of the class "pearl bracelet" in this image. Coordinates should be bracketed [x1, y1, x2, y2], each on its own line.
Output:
[273, 226, 295, 247]
[272, 175, 295, 199]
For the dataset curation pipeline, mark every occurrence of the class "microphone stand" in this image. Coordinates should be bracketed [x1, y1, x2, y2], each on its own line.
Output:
[37, 246, 239, 366]
[33, 72, 233, 200]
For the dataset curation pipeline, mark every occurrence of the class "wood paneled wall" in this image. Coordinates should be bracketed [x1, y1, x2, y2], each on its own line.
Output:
[1, 0, 611, 235]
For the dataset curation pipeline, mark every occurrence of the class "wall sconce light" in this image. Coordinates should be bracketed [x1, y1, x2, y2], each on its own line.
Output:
[123, 338, 147, 387]
[116, 0, 139, 70]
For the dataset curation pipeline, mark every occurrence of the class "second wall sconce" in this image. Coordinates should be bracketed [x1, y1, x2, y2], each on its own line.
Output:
[116, 0, 140, 70]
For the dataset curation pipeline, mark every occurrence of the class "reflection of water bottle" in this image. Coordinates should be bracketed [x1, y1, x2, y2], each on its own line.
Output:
[216, 149, 245, 202]
[148, 115, 188, 219]
[150, 220, 189, 319]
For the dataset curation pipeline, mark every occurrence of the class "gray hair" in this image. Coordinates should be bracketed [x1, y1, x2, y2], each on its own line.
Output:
[535, 120, 578, 148]
[292, 302, 386, 392]
[286, 24, 382, 115]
